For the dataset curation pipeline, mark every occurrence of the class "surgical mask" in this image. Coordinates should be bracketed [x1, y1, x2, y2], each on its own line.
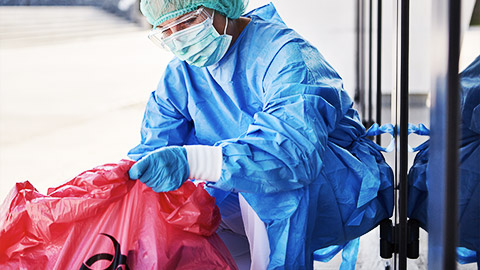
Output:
[148, 9, 232, 67]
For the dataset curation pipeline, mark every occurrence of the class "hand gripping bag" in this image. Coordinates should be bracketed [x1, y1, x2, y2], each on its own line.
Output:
[0, 159, 237, 270]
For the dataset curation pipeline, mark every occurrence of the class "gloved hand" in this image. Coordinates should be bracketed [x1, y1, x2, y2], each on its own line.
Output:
[129, 146, 189, 192]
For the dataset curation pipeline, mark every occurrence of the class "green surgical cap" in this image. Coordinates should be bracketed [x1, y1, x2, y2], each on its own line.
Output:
[141, 0, 248, 27]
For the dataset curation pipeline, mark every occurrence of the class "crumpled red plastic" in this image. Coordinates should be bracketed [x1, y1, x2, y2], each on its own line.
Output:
[0, 159, 237, 270]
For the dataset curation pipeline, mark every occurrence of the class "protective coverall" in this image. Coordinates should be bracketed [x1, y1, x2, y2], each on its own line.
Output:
[129, 3, 394, 269]
[408, 55, 480, 264]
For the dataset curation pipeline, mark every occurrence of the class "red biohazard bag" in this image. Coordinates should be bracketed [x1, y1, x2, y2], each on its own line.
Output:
[0, 160, 237, 270]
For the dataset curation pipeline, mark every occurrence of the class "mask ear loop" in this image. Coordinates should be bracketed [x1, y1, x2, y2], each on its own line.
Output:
[211, 10, 228, 35]
[223, 16, 228, 34]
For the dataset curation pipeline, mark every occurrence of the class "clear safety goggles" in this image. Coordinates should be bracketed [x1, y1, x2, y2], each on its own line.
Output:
[148, 7, 212, 49]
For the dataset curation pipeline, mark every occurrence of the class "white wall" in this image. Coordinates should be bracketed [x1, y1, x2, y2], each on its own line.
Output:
[246, 0, 477, 96]
[247, 0, 357, 97]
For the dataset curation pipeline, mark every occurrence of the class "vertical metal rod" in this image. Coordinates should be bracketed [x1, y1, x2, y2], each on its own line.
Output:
[368, 0, 373, 126]
[355, 0, 361, 106]
[444, 0, 461, 268]
[360, 0, 366, 118]
[398, 0, 409, 268]
[376, 0, 382, 144]
[428, 0, 461, 267]
[392, 1, 400, 267]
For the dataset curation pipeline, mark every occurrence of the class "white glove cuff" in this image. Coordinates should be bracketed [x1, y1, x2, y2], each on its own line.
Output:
[184, 145, 223, 182]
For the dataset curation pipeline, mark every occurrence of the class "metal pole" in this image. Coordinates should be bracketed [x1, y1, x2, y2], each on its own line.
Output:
[356, 0, 366, 118]
[355, 0, 361, 106]
[368, 0, 373, 127]
[376, 0, 382, 144]
[428, 0, 461, 268]
[398, 0, 409, 268]
[443, 0, 461, 267]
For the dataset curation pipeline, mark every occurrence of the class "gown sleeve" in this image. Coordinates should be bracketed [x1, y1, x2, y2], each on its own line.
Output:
[127, 60, 195, 161]
[209, 41, 348, 193]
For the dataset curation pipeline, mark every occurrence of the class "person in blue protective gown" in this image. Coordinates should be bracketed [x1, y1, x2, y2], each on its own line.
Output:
[128, 0, 394, 269]
[408, 55, 480, 265]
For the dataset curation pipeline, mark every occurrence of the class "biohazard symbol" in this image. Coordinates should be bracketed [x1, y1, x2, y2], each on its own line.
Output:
[80, 233, 130, 270]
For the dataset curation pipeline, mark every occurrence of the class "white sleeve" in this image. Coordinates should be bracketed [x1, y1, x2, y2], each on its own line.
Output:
[184, 145, 223, 182]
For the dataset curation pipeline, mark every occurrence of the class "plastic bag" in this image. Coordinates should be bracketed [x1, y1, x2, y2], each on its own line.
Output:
[0, 159, 237, 269]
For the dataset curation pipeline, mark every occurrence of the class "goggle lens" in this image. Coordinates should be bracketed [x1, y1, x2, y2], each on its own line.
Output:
[148, 7, 211, 49]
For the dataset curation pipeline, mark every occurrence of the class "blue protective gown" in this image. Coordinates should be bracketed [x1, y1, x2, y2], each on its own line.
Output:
[129, 3, 394, 269]
[408, 55, 480, 263]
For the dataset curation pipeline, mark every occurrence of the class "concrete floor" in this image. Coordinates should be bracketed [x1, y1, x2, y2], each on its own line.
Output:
[0, 6, 169, 197]
[0, 6, 477, 270]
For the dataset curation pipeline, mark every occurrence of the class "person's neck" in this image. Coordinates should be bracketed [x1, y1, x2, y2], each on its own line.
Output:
[227, 17, 251, 48]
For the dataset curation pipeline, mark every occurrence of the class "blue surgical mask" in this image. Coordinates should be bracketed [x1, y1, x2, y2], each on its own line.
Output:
[163, 11, 232, 67]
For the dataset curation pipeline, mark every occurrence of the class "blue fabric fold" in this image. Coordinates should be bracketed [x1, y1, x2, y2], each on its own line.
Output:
[313, 237, 360, 270]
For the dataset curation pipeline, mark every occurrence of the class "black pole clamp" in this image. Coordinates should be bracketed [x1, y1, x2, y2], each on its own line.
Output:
[379, 218, 420, 259]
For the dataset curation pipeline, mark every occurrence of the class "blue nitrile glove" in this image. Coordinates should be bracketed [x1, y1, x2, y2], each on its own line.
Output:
[129, 146, 189, 192]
